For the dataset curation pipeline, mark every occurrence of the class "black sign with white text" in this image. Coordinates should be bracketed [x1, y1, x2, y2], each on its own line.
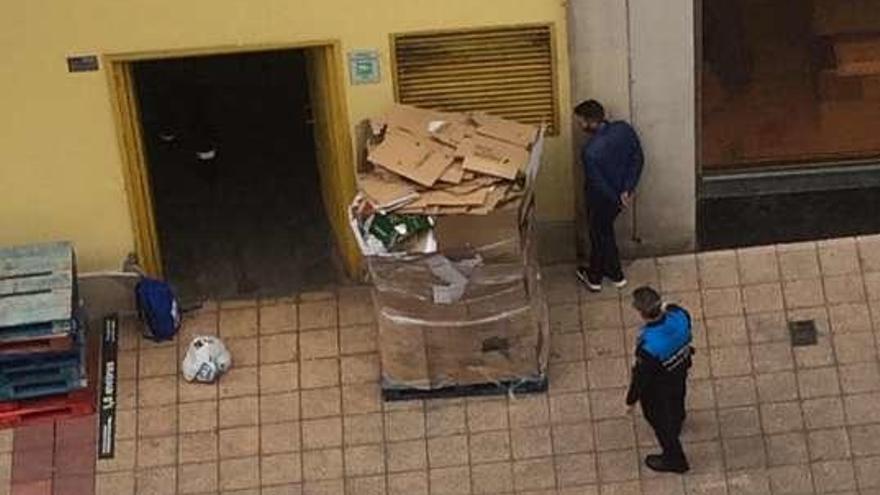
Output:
[98, 315, 118, 459]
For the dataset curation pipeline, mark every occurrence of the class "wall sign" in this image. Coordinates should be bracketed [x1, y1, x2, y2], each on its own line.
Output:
[348, 50, 380, 85]
[67, 55, 99, 73]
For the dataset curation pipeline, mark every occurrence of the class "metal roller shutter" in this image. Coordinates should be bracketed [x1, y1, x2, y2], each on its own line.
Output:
[392, 24, 558, 133]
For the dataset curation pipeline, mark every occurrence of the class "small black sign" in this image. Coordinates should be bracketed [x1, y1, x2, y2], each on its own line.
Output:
[67, 55, 99, 73]
[98, 315, 119, 459]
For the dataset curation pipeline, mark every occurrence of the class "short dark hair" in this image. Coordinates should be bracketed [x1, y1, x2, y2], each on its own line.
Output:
[574, 99, 605, 121]
[632, 286, 663, 319]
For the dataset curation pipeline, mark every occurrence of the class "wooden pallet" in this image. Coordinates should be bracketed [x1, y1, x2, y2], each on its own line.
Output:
[0, 323, 97, 428]
[0, 388, 94, 427]
[0, 333, 75, 356]
[0, 242, 75, 332]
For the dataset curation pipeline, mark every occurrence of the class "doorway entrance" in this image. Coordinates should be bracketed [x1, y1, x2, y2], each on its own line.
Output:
[107, 44, 359, 302]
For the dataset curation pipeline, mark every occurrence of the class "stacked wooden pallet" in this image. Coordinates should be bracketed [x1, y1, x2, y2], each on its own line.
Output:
[0, 242, 93, 426]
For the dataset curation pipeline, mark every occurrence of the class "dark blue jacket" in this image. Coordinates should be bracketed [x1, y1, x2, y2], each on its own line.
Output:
[581, 121, 644, 205]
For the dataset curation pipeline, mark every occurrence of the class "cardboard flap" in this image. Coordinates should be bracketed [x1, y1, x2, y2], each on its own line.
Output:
[358, 173, 419, 211]
[408, 188, 490, 208]
[458, 135, 530, 180]
[385, 104, 439, 137]
[438, 160, 465, 184]
[430, 120, 475, 147]
[471, 112, 538, 147]
[368, 131, 453, 187]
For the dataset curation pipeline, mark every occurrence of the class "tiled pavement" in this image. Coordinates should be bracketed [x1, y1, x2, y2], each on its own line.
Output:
[4, 235, 880, 494]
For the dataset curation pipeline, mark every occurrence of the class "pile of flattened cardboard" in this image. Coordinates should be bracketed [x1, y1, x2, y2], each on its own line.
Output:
[358, 104, 541, 216]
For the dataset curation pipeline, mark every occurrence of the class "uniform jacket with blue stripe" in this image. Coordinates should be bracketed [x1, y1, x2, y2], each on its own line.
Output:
[625, 304, 694, 406]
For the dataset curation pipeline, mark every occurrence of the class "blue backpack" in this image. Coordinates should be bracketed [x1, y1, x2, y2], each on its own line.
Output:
[135, 278, 181, 341]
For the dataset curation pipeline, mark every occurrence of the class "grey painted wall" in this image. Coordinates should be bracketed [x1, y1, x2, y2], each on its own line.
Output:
[567, 0, 697, 259]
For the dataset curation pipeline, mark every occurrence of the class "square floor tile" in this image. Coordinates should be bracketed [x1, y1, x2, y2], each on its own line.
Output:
[469, 431, 511, 464]
[552, 422, 595, 454]
[260, 421, 301, 454]
[259, 334, 298, 364]
[510, 427, 553, 459]
[765, 432, 809, 466]
[808, 428, 851, 461]
[555, 453, 598, 487]
[596, 449, 639, 483]
[135, 466, 177, 495]
[177, 462, 217, 494]
[466, 399, 509, 432]
[427, 435, 468, 468]
[219, 396, 259, 428]
[343, 413, 383, 446]
[470, 462, 513, 494]
[302, 417, 342, 450]
[724, 436, 767, 470]
[387, 470, 428, 495]
[760, 402, 804, 434]
[260, 392, 299, 424]
[261, 452, 302, 485]
[219, 426, 259, 458]
[219, 456, 260, 491]
[512, 457, 557, 491]
[385, 440, 427, 473]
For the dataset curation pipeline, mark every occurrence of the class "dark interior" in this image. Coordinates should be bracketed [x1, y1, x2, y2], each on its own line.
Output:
[132, 50, 344, 302]
[701, 0, 880, 170]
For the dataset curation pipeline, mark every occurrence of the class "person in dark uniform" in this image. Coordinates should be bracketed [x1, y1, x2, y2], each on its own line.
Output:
[626, 286, 693, 473]
[573, 100, 644, 292]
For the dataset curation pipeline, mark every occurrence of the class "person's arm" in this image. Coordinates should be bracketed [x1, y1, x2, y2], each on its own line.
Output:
[582, 145, 620, 205]
[625, 347, 661, 405]
[622, 126, 644, 194]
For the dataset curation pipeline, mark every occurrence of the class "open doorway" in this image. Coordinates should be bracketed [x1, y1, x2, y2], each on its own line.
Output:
[116, 48, 354, 301]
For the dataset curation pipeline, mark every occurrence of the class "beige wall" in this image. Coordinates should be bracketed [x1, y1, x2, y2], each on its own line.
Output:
[568, 0, 697, 257]
[0, 0, 572, 271]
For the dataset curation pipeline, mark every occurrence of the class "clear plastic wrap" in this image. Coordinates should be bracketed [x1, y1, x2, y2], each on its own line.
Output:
[367, 199, 550, 394]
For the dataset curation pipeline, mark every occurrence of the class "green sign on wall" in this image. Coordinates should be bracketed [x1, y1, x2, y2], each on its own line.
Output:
[348, 50, 381, 85]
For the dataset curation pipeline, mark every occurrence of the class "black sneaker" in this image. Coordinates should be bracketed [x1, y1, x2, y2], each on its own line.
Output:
[645, 454, 689, 474]
[576, 267, 602, 292]
[609, 276, 628, 289]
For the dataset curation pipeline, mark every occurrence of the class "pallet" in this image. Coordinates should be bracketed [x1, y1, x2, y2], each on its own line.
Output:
[0, 388, 94, 427]
[0, 366, 85, 401]
[0, 352, 80, 375]
[382, 376, 548, 401]
[0, 333, 75, 356]
[0, 242, 75, 330]
[0, 321, 97, 428]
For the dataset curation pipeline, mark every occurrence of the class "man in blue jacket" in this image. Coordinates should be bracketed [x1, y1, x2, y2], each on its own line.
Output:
[574, 100, 644, 291]
[626, 286, 692, 473]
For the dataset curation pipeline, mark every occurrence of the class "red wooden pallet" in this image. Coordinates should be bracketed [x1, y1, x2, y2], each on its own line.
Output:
[0, 334, 74, 355]
[0, 389, 94, 427]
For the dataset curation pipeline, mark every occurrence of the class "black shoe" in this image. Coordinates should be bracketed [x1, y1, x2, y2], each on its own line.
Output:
[576, 267, 602, 292]
[645, 454, 689, 474]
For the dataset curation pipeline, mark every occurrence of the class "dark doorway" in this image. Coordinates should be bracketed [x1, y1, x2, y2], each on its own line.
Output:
[132, 50, 345, 302]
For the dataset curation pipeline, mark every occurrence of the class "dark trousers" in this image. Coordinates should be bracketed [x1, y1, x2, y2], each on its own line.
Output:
[640, 373, 688, 465]
[587, 196, 623, 280]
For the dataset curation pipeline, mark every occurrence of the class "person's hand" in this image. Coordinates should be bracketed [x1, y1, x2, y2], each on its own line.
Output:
[620, 191, 633, 209]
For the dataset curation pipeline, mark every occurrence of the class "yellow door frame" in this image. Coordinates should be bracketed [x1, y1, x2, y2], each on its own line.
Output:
[104, 41, 361, 280]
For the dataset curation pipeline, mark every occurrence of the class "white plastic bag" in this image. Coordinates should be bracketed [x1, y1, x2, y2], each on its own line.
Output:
[182, 335, 232, 383]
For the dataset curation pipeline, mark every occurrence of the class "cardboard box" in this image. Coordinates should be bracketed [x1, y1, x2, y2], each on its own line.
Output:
[367, 201, 549, 396]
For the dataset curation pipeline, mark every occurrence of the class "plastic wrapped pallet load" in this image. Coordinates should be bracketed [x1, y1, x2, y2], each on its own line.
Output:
[350, 105, 550, 400]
